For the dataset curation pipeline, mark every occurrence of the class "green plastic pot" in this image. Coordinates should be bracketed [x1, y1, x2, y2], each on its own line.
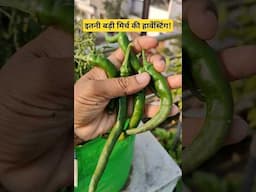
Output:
[75, 135, 135, 192]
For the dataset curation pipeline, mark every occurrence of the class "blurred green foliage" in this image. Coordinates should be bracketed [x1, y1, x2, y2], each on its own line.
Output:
[103, 0, 126, 19]
[0, 7, 43, 67]
[153, 128, 181, 165]
[74, 22, 96, 80]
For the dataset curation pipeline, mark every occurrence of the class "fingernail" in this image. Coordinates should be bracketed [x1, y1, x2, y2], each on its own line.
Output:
[136, 72, 150, 84]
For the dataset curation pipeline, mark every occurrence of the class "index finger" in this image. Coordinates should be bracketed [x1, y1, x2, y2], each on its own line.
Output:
[108, 36, 158, 68]
[220, 45, 256, 81]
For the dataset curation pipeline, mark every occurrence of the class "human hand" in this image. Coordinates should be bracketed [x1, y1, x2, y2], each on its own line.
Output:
[74, 36, 181, 142]
[0, 27, 73, 191]
[183, 0, 256, 146]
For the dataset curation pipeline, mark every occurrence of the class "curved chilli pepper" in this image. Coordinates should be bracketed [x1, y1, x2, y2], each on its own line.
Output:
[88, 97, 127, 192]
[87, 54, 119, 78]
[88, 43, 132, 192]
[129, 90, 145, 128]
[0, 0, 74, 33]
[105, 32, 143, 72]
[126, 50, 172, 135]
[129, 65, 146, 129]
[105, 33, 146, 128]
[182, 21, 233, 174]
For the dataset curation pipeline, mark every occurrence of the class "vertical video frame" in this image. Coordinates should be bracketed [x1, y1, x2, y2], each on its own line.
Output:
[74, 0, 182, 191]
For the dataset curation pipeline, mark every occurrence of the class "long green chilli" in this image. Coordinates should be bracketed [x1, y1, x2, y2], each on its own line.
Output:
[105, 32, 145, 128]
[126, 50, 172, 135]
[87, 55, 119, 78]
[0, 0, 74, 33]
[182, 21, 233, 174]
[105, 32, 141, 71]
[88, 97, 127, 192]
[129, 90, 145, 128]
[183, 48, 206, 101]
[88, 44, 133, 192]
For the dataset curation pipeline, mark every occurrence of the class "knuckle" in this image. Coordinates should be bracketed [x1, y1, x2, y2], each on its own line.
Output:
[133, 38, 143, 52]
[148, 54, 154, 62]
[116, 77, 129, 92]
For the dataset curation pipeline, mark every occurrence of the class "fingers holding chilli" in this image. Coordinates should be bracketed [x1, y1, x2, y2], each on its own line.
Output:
[99, 72, 151, 98]
[148, 54, 166, 72]
[132, 36, 158, 53]
[77, 72, 151, 99]
[108, 36, 158, 68]
[167, 75, 182, 89]
[144, 103, 180, 118]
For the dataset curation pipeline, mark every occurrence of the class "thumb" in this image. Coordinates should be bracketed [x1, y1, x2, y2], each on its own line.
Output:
[98, 72, 150, 98]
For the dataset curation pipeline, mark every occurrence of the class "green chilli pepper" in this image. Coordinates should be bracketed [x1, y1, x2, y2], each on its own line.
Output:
[119, 43, 133, 76]
[0, 0, 74, 33]
[88, 54, 119, 114]
[87, 54, 119, 77]
[88, 97, 127, 192]
[183, 48, 206, 101]
[105, 32, 141, 71]
[182, 21, 233, 174]
[88, 44, 133, 192]
[126, 50, 172, 135]
[129, 90, 145, 128]
[105, 32, 145, 128]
